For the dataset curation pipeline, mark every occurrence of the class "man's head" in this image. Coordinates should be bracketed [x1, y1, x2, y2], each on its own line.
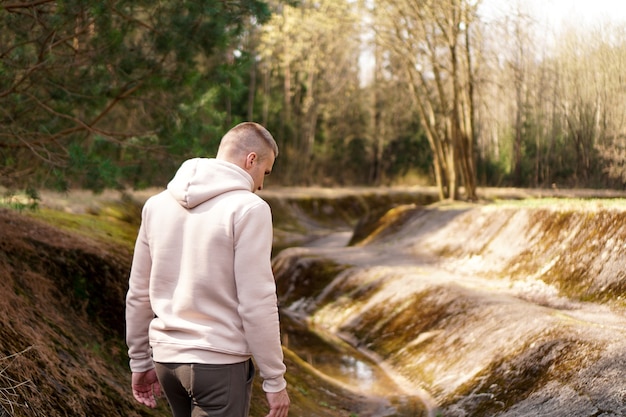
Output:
[216, 122, 278, 192]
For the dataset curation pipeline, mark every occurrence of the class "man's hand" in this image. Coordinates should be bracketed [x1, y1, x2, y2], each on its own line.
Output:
[131, 369, 162, 408]
[265, 388, 290, 417]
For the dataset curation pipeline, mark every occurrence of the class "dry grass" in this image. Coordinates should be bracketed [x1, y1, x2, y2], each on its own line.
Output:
[0, 208, 160, 417]
[0, 347, 35, 416]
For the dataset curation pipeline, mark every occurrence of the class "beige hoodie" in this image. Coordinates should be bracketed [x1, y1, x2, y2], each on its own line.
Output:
[125, 158, 286, 393]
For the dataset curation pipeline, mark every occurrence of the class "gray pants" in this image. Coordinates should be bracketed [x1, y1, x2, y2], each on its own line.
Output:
[155, 360, 254, 417]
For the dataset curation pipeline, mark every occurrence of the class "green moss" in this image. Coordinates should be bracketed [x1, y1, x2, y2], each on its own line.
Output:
[345, 290, 446, 361]
[349, 204, 422, 246]
[439, 334, 602, 415]
[26, 207, 138, 251]
[493, 197, 626, 209]
[501, 208, 626, 304]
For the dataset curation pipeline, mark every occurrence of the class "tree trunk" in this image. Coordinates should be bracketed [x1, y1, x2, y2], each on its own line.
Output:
[247, 58, 257, 121]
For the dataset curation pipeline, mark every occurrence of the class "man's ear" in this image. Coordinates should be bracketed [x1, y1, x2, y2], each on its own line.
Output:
[245, 152, 257, 169]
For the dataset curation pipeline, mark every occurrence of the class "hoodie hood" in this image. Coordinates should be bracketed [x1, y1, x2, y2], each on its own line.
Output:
[167, 158, 254, 209]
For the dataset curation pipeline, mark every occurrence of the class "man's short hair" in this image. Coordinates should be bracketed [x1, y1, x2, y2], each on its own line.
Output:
[219, 122, 278, 161]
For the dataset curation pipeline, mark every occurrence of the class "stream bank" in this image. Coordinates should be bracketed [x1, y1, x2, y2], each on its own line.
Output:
[269, 197, 626, 416]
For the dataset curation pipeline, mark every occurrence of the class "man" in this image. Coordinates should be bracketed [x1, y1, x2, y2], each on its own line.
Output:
[125, 122, 290, 417]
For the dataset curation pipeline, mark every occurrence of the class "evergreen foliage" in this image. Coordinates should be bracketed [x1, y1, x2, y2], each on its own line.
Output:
[0, 0, 270, 190]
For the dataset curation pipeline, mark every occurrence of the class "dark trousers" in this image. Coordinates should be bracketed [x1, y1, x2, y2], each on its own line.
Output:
[155, 360, 255, 417]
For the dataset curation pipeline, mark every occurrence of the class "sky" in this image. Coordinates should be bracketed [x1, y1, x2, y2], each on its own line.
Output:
[532, 0, 626, 26]
[359, 0, 626, 85]
[481, 0, 626, 28]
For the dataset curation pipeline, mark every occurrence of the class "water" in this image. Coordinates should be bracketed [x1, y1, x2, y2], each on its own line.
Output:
[281, 313, 429, 416]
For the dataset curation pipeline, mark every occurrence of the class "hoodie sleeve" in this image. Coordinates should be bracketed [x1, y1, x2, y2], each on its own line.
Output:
[125, 204, 156, 373]
[233, 201, 287, 393]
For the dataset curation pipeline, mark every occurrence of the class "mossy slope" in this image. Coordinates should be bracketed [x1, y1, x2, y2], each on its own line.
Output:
[274, 200, 626, 416]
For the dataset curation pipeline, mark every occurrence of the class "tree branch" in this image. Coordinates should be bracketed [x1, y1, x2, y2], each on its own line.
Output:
[2, 0, 56, 11]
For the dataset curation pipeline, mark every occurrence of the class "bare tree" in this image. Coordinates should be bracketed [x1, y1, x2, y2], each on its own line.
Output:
[373, 0, 479, 200]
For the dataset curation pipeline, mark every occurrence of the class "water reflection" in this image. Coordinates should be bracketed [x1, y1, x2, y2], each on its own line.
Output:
[339, 356, 375, 389]
[281, 313, 428, 416]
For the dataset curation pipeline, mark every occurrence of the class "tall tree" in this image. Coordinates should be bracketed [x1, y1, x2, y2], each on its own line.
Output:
[257, 0, 362, 184]
[373, 0, 479, 200]
[474, 3, 626, 189]
[0, 0, 270, 189]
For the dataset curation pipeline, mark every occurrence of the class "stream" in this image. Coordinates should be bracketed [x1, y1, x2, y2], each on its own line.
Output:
[277, 230, 436, 416]
[280, 298, 432, 416]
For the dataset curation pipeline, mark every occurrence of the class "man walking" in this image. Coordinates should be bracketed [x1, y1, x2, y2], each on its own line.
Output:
[125, 122, 290, 417]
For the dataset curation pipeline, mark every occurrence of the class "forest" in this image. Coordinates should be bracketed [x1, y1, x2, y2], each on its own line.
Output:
[2, 0, 626, 200]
